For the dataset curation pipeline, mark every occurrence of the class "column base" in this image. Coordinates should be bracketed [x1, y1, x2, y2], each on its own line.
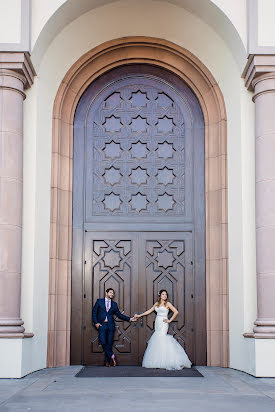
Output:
[0, 318, 25, 334]
[0, 332, 34, 339]
[244, 332, 275, 338]
[253, 318, 275, 335]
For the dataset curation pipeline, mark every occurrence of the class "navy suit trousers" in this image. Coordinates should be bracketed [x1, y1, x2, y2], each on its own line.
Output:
[98, 323, 114, 362]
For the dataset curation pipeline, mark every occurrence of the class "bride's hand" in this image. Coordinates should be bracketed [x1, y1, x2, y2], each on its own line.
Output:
[163, 318, 170, 323]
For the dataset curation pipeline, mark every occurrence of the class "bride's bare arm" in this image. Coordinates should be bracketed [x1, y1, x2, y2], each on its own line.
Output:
[163, 302, 179, 323]
[136, 304, 156, 318]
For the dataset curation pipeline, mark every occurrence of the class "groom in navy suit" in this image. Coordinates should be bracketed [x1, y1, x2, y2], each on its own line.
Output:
[92, 288, 137, 367]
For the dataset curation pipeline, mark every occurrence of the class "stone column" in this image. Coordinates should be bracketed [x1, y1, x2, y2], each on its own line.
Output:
[0, 69, 26, 334]
[245, 56, 275, 337]
[252, 72, 275, 336]
[0, 54, 34, 336]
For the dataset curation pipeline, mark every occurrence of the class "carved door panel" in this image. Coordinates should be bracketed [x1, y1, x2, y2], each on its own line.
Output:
[85, 71, 192, 223]
[138, 232, 194, 363]
[83, 232, 139, 365]
[83, 231, 193, 365]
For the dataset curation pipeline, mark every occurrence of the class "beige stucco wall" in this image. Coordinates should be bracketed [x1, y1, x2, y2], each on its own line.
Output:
[0, 0, 250, 57]
[207, 0, 247, 47]
[258, 0, 275, 46]
[31, 0, 66, 47]
[20, 0, 257, 374]
[30, 0, 247, 50]
[0, 0, 21, 43]
[30, 0, 247, 70]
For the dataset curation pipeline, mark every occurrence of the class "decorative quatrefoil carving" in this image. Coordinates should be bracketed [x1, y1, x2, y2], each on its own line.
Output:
[103, 167, 122, 185]
[156, 142, 175, 158]
[130, 167, 149, 185]
[103, 141, 121, 159]
[156, 116, 174, 133]
[130, 91, 149, 107]
[103, 116, 122, 133]
[130, 116, 147, 133]
[103, 250, 121, 268]
[156, 167, 175, 185]
[130, 142, 149, 159]
[156, 250, 175, 269]
[156, 193, 175, 211]
[103, 193, 122, 212]
[130, 193, 148, 212]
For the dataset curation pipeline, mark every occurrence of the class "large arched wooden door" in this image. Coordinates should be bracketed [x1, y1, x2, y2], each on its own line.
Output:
[71, 65, 206, 366]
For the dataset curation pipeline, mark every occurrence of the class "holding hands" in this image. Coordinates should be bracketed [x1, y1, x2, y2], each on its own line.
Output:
[130, 314, 171, 323]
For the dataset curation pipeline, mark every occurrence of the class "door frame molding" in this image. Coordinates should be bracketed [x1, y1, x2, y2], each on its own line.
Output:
[47, 36, 228, 368]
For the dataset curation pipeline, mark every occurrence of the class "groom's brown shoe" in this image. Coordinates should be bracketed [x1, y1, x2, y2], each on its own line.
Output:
[104, 362, 110, 367]
[111, 356, 117, 367]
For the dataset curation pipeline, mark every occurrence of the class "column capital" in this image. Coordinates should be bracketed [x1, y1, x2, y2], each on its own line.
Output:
[0, 52, 36, 88]
[243, 55, 275, 91]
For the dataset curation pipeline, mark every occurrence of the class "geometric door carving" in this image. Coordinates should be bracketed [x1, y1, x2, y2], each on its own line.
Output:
[138, 232, 194, 363]
[83, 233, 139, 365]
[86, 80, 187, 220]
[83, 232, 193, 365]
[91, 240, 132, 353]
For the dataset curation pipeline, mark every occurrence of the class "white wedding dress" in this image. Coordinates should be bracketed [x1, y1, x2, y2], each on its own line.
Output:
[142, 306, 192, 370]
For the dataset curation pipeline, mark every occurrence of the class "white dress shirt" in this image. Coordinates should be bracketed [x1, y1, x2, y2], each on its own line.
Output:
[105, 298, 111, 321]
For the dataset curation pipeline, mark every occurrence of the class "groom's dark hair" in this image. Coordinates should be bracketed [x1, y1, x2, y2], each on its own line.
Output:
[106, 288, 115, 293]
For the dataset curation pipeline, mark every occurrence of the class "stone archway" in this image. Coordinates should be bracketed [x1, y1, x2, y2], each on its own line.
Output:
[47, 37, 228, 367]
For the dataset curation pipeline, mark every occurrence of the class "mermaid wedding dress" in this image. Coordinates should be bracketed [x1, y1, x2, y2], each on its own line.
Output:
[142, 306, 192, 370]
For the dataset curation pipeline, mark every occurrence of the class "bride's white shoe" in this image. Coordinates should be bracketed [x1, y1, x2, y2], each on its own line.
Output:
[142, 306, 192, 370]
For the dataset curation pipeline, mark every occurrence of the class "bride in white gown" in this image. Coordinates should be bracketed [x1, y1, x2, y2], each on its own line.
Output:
[136, 290, 192, 370]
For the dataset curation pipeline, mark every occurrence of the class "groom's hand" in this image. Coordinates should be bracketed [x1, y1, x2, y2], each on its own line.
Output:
[95, 323, 102, 329]
[130, 316, 137, 322]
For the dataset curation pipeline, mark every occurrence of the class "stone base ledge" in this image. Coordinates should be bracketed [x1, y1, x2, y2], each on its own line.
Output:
[243, 332, 275, 339]
[0, 337, 35, 378]
[0, 332, 34, 339]
[240, 337, 275, 377]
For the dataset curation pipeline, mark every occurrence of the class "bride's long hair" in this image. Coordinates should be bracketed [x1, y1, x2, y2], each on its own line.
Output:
[156, 289, 168, 307]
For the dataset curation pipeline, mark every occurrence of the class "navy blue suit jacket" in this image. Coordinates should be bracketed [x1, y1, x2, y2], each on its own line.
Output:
[92, 298, 130, 330]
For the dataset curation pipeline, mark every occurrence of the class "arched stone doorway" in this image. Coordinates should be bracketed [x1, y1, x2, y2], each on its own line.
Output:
[47, 37, 228, 368]
[72, 64, 205, 365]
